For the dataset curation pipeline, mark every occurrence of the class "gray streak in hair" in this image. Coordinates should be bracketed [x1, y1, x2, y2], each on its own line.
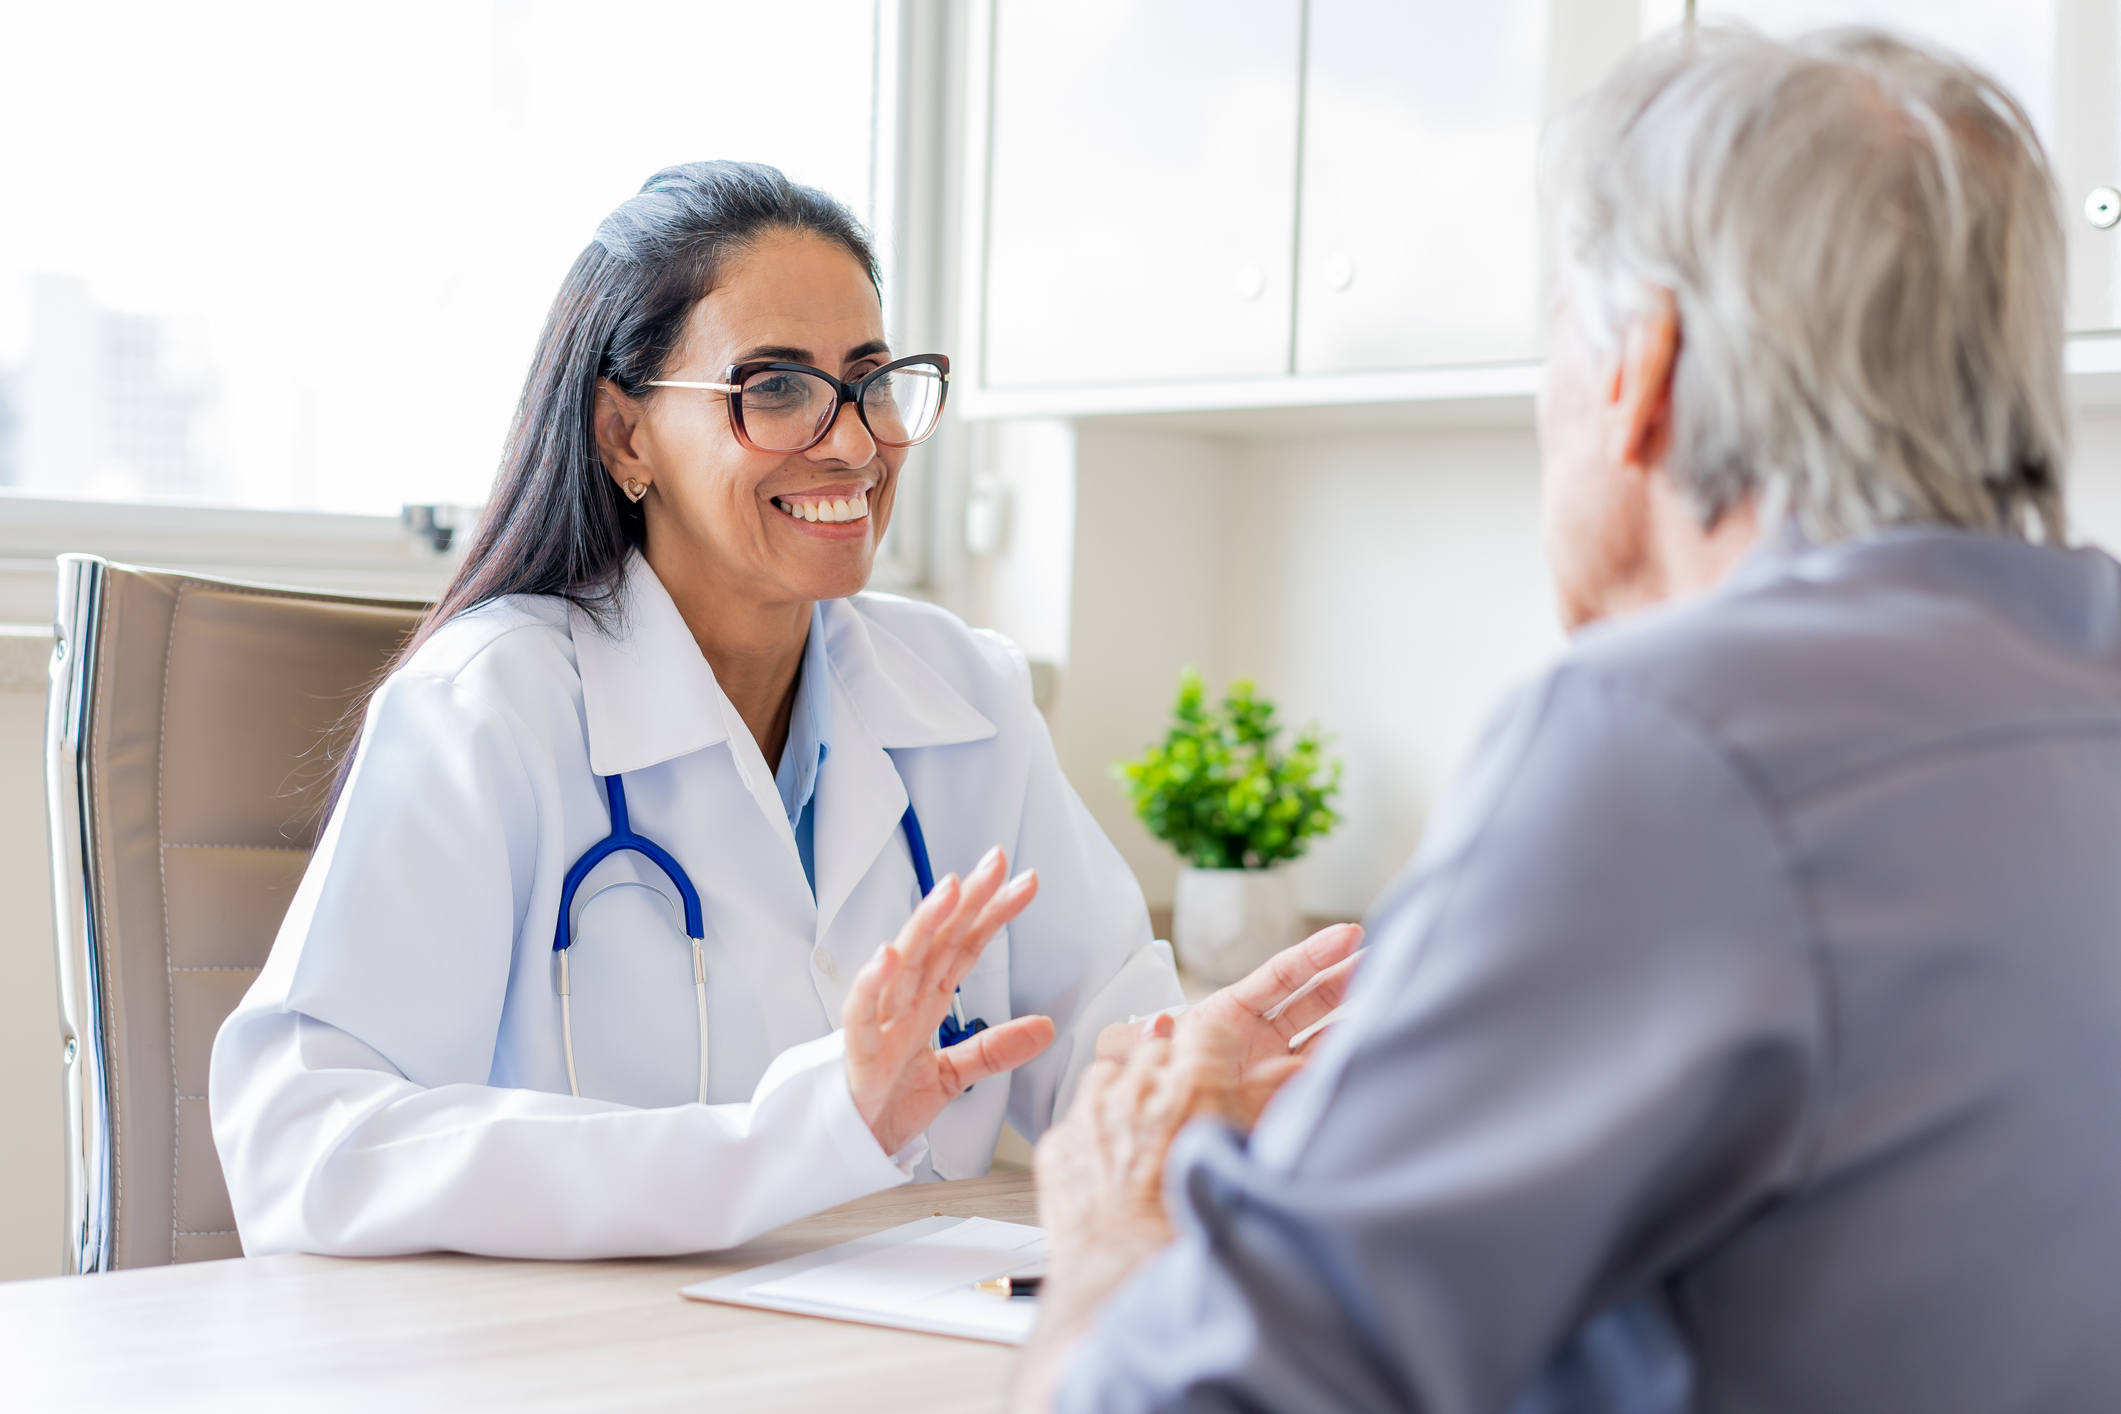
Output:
[1546, 24, 2068, 544]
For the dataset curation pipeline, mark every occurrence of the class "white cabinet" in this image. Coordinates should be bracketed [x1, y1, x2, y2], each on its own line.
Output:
[1292, 0, 1550, 374]
[967, 0, 2121, 414]
[979, 0, 1304, 389]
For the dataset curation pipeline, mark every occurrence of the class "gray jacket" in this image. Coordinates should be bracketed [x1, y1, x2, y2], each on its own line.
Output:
[1062, 528, 2121, 1413]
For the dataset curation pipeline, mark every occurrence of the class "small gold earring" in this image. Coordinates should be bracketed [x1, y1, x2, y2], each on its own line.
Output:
[622, 478, 648, 504]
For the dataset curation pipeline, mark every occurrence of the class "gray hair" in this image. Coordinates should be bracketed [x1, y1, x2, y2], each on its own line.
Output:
[1546, 25, 2068, 543]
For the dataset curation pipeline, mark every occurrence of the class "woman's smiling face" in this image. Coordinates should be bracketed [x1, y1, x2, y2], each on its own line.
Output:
[598, 228, 904, 610]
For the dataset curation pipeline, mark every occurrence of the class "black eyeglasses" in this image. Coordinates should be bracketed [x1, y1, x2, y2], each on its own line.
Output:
[648, 353, 950, 454]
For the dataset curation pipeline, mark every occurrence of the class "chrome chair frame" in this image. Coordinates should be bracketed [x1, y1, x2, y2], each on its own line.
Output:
[47, 554, 112, 1273]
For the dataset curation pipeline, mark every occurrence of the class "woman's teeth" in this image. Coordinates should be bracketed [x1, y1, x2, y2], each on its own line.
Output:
[774, 492, 869, 524]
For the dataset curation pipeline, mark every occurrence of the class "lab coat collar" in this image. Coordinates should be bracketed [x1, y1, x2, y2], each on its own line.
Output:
[571, 556, 996, 773]
[816, 595, 997, 750]
[571, 553, 732, 779]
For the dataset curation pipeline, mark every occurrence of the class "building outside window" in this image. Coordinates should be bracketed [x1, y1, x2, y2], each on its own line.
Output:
[0, 0, 884, 518]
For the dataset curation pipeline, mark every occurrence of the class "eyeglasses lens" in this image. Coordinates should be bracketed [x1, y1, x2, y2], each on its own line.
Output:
[861, 363, 945, 447]
[737, 368, 839, 452]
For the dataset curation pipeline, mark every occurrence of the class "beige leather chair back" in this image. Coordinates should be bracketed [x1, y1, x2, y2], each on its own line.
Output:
[47, 556, 426, 1270]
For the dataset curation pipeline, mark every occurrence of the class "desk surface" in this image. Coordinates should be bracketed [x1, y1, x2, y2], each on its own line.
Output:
[0, 1172, 1038, 1413]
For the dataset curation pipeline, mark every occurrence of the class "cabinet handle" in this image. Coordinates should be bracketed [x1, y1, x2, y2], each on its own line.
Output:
[1323, 253, 1355, 291]
[2087, 187, 2121, 231]
[1234, 263, 1266, 301]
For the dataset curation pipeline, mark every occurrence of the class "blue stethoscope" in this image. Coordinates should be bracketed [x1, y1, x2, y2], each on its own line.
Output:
[553, 773, 987, 1103]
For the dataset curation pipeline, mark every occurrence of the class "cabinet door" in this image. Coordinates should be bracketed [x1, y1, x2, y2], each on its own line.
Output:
[1695, 0, 2121, 334]
[1293, 0, 1550, 375]
[981, 0, 1304, 389]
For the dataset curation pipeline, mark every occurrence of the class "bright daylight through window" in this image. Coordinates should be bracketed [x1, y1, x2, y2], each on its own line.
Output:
[0, 0, 882, 516]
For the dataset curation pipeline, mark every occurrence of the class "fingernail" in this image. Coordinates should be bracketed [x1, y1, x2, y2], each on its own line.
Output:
[979, 845, 1003, 871]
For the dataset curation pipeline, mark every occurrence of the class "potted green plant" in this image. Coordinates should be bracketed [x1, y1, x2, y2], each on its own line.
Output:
[1115, 669, 1342, 983]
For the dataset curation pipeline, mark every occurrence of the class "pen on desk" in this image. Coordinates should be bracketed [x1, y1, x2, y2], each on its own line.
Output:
[972, 1275, 1043, 1298]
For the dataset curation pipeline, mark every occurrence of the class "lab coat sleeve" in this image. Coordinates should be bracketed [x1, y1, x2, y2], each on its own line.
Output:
[210, 667, 915, 1260]
[1001, 695, 1186, 1139]
[1056, 668, 1828, 1414]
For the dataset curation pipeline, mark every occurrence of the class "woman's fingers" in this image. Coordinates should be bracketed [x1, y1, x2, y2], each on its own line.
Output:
[939, 869, 1036, 994]
[879, 875, 956, 1026]
[938, 1012, 1056, 1091]
[841, 936, 900, 1035]
[911, 848, 1007, 996]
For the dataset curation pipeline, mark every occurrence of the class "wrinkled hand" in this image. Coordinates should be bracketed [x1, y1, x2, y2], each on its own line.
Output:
[1015, 1015, 1246, 1412]
[1096, 923, 1364, 1129]
[844, 847, 1056, 1156]
[1041, 1013, 1244, 1259]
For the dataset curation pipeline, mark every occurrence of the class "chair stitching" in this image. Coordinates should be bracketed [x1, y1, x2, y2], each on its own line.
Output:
[176, 1229, 238, 1236]
[170, 966, 262, 973]
[158, 578, 425, 612]
[158, 583, 186, 1265]
[161, 843, 308, 853]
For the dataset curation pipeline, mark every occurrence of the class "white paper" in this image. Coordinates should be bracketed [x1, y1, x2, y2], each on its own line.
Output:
[743, 1216, 1048, 1343]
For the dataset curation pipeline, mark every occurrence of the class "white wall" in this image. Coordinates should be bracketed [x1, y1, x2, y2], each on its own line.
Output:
[1056, 423, 1559, 920]
[0, 634, 59, 1282]
[1061, 431, 1237, 906]
[1219, 428, 1562, 916]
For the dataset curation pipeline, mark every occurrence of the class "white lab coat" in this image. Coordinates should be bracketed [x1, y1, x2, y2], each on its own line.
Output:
[209, 552, 1183, 1259]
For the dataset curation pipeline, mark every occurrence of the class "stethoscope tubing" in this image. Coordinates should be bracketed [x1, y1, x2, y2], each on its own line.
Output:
[552, 771, 982, 1106]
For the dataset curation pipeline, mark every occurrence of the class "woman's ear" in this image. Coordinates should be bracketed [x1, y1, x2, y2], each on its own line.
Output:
[593, 378, 651, 493]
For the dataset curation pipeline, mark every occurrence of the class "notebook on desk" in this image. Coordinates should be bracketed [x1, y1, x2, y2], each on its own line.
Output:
[681, 1215, 1049, 1345]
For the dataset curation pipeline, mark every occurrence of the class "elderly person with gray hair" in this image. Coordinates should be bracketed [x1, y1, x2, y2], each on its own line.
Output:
[1015, 24, 2121, 1414]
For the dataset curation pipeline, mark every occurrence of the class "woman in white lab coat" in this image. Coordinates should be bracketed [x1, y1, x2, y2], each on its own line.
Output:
[209, 161, 1361, 1261]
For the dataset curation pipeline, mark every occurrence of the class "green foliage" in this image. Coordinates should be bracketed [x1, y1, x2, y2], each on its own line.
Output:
[1114, 669, 1342, 870]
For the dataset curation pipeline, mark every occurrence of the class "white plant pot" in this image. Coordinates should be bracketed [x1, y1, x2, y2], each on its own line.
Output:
[1173, 865, 1302, 985]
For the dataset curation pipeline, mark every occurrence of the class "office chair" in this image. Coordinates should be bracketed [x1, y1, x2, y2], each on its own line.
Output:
[46, 555, 426, 1271]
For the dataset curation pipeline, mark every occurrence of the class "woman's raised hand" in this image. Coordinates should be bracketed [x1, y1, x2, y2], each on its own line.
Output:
[843, 846, 1055, 1157]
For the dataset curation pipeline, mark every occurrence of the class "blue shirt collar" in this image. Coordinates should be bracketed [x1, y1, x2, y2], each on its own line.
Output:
[774, 603, 832, 827]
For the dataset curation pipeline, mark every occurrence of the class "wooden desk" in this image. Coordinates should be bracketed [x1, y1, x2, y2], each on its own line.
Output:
[0, 1172, 1036, 1413]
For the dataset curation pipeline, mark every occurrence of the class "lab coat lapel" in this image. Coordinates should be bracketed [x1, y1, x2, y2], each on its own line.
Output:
[572, 553, 803, 872]
[812, 598, 998, 940]
[813, 701, 911, 942]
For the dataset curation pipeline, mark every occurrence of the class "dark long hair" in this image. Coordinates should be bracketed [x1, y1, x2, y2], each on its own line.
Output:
[328, 161, 878, 808]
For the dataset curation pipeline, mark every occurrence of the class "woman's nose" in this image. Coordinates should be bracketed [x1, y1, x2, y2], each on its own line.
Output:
[812, 397, 877, 465]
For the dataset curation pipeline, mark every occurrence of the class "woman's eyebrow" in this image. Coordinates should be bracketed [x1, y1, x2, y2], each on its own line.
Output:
[736, 344, 815, 363]
[731, 339, 892, 366]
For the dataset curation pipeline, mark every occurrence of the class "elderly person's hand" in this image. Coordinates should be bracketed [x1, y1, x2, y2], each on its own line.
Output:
[1012, 1014, 1247, 1411]
[1095, 922, 1364, 1129]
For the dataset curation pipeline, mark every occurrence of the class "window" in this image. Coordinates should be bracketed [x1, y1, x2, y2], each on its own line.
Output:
[0, 0, 882, 515]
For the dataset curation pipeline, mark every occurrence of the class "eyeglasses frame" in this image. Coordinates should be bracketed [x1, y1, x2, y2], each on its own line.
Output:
[647, 352, 951, 455]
